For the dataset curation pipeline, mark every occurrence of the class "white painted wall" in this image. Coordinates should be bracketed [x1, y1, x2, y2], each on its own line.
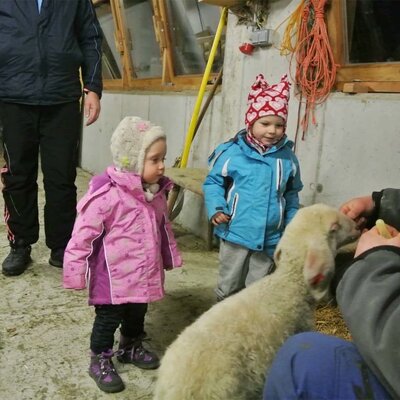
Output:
[82, 0, 400, 239]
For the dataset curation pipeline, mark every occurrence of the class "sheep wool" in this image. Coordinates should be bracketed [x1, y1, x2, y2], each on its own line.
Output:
[110, 116, 165, 174]
[154, 204, 359, 400]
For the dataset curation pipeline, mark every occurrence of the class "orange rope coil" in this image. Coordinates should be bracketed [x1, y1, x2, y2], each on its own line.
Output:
[279, 0, 338, 138]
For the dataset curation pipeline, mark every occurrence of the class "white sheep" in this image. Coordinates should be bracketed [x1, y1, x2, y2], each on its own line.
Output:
[153, 204, 360, 400]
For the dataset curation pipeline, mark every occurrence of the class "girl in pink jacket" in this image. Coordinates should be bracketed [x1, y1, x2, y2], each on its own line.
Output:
[63, 116, 182, 393]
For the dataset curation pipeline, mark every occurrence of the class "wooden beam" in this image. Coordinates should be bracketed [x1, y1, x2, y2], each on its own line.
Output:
[337, 64, 400, 82]
[110, 0, 135, 86]
[198, 0, 243, 6]
[151, 0, 175, 85]
[338, 81, 400, 93]
[103, 79, 124, 91]
[165, 168, 208, 197]
[158, 0, 175, 84]
[103, 74, 222, 92]
[342, 82, 369, 94]
[164, 167, 214, 250]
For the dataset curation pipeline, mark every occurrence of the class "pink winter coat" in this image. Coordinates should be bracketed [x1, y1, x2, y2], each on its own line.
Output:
[63, 166, 182, 305]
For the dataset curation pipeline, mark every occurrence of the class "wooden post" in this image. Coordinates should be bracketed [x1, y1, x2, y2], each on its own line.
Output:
[152, 0, 174, 84]
[110, 0, 135, 86]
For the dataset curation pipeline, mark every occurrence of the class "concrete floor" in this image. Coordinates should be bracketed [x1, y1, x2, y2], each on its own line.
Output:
[0, 168, 219, 400]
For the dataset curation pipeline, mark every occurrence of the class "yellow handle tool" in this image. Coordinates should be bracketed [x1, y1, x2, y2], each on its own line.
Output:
[180, 6, 228, 168]
[376, 219, 391, 239]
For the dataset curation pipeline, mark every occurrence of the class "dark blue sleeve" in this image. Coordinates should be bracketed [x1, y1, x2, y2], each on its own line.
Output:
[75, 0, 103, 97]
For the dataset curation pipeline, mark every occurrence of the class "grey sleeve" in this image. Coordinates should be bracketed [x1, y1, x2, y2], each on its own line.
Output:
[337, 247, 400, 398]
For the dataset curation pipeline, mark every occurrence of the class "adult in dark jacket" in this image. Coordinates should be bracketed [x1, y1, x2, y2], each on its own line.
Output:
[0, 0, 102, 276]
[263, 188, 400, 399]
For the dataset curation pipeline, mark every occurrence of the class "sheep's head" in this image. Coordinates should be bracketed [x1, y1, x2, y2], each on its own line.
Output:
[275, 204, 360, 302]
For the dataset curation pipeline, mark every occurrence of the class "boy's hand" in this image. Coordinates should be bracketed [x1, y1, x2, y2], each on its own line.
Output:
[354, 225, 400, 257]
[211, 212, 231, 226]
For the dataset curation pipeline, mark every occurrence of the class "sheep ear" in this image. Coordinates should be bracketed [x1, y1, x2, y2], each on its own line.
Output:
[303, 246, 335, 302]
[329, 222, 340, 232]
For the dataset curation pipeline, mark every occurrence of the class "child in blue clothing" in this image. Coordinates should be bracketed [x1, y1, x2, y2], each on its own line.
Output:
[203, 74, 303, 301]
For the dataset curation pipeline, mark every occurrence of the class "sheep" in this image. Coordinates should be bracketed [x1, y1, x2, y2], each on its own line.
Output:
[153, 203, 360, 400]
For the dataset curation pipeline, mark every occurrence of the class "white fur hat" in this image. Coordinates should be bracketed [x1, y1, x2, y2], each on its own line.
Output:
[110, 116, 166, 174]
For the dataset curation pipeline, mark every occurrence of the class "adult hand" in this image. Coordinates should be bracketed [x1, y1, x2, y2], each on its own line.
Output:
[211, 212, 231, 226]
[84, 91, 101, 126]
[354, 225, 400, 257]
[340, 195, 374, 229]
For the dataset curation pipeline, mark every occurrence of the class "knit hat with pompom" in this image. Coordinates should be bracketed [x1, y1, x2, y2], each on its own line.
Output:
[110, 116, 165, 174]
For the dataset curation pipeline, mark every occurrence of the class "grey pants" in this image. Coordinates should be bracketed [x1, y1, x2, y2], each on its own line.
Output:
[215, 240, 275, 301]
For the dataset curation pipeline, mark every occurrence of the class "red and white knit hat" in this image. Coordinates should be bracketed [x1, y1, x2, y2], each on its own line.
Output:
[245, 74, 291, 130]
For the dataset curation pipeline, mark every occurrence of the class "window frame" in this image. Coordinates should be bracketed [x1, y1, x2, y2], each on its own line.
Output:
[93, 0, 223, 92]
[327, 0, 400, 93]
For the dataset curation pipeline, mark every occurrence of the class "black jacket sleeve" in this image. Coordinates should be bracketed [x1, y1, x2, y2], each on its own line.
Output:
[368, 188, 400, 230]
[336, 246, 400, 398]
[75, 0, 103, 97]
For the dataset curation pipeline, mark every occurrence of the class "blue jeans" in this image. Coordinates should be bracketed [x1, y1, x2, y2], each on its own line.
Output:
[264, 332, 392, 399]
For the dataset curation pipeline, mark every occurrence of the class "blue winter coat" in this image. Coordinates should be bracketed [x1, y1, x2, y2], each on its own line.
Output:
[0, 0, 102, 105]
[203, 130, 303, 251]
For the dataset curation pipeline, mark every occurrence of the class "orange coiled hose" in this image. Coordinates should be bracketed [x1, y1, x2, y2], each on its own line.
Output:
[280, 0, 337, 138]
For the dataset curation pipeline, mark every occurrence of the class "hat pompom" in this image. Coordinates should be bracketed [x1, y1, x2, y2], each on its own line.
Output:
[110, 116, 166, 174]
[245, 74, 291, 130]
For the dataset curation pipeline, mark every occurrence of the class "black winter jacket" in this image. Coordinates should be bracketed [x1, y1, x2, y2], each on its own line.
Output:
[0, 0, 102, 105]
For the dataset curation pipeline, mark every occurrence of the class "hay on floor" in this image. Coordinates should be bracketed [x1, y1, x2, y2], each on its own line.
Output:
[315, 303, 351, 341]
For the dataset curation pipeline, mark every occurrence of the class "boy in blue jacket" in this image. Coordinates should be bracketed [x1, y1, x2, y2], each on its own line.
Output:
[203, 74, 303, 301]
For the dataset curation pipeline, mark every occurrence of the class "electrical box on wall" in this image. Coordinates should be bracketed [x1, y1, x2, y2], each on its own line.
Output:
[250, 28, 274, 47]
[239, 28, 275, 55]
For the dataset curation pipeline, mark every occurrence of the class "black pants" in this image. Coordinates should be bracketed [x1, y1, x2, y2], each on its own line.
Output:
[0, 101, 81, 249]
[90, 303, 148, 354]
